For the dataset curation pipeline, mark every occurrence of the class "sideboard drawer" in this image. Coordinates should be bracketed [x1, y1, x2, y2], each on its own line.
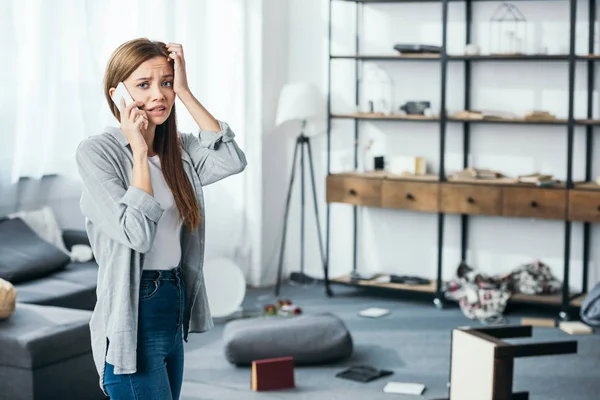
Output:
[326, 174, 382, 207]
[503, 187, 566, 220]
[568, 190, 600, 223]
[440, 184, 502, 216]
[381, 180, 439, 212]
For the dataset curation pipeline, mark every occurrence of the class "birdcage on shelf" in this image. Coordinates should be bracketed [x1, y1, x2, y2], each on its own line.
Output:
[489, 3, 527, 55]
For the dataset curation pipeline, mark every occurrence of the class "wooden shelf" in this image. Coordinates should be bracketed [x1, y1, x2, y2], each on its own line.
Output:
[332, 112, 600, 125]
[331, 54, 599, 62]
[332, 274, 584, 307]
[331, 274, 437, 293]
[446, 177, 566, 189]
[574, 182, 600, 191]
[332, 112, 439, 122]
[449, 116, 568, 125]
[327, 172, 600, 221]
[448, 54, 570, 61]
[510, 293, 583, 307]
[332, 171, 439, 181]
[331, 54, 440, 60]
[337, 0, 566, 3]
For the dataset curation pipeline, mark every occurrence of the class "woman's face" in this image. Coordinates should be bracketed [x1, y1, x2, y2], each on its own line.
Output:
[121, 56, 175, 126]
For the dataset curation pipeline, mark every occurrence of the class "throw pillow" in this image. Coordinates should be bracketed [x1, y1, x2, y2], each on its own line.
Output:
[8, 206, 69, 254]
[0, 218, 70, 283]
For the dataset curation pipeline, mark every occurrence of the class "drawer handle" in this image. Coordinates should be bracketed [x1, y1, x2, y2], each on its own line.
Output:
[596, 205, 600, 212]
[467, 197, 475, 204]
[348, 189, 357, 196]
[530, 201, 538, 208]
[406, 193, 415, 201]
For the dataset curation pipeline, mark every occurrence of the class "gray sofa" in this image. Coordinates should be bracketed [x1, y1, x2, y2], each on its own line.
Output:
[0, 216, 98, 310]
[0, 216, 104, 399]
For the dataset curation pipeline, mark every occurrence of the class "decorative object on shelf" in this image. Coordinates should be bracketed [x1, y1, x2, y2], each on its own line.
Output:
[465, 43, 481, 55]
[399, 101, 431, 116]
[523, 110, 556, 121]
[274, 82, 327, 295]
[489, 3, 528, 55]
[392, 43, 441, 55]
[361, 138, 375, 172]
[518, 173, 556, 186]
[374, 156, 385, 171]
[359, 64, 393, 115]
[452, 167, 504, 180]
[454, 109, 518, 120]
[0, 278, 16, 320]
[388, 156, 427, 176]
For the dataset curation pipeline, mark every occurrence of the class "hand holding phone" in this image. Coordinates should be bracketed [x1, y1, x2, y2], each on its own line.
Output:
[111, 82, 148, 153]
[111, 82, 135, 109]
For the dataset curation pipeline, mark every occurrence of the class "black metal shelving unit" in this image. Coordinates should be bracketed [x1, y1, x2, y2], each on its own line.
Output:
[325, 0, 598, 318]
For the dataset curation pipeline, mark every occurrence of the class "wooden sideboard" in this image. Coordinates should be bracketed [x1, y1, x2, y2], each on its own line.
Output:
[326, 173, 600, 223]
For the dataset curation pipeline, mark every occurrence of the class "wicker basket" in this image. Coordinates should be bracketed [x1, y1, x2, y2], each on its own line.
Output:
[0, 278, 16, 320]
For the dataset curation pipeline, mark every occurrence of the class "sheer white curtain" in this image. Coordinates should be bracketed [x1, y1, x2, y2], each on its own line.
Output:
[2, 0, 246, 181]
[0, 0, 264, 285]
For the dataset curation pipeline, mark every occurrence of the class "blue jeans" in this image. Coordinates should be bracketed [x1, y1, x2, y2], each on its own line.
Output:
[104, 267, 186, 399]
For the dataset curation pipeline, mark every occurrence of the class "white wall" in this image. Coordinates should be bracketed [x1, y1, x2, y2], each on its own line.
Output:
[279, 0, 600, 292]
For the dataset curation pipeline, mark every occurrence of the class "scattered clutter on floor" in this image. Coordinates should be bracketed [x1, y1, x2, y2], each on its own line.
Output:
[263, 298, 302, 317]
[335, 365, 393, 383]
[448, 325, 578, 400]
[519, 317, 594, 334]
[445, 260, 561, 323]
[383, 381, 426, 395]
[358, 307, 390, 318]
[558, 321, 594, 335]
[251, 356, 295, 392]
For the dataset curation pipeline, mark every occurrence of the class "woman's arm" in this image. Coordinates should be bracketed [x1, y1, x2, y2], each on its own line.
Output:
[178, 91, 247, 186]
[178, 90, 220, 132]
[167, 43, 247, 186]
[76, 139, 163, 253]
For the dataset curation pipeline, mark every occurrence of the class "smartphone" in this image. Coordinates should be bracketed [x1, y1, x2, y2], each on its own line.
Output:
[111, 82, 135, 109]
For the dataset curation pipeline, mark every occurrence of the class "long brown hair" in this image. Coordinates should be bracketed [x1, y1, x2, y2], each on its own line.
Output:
[104, 38, 200, 231]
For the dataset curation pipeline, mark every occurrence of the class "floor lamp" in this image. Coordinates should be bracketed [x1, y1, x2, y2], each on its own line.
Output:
[274, 82, 328, 296]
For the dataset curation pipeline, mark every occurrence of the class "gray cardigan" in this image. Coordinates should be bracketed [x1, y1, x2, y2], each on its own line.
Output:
[75, 121, 247, 393]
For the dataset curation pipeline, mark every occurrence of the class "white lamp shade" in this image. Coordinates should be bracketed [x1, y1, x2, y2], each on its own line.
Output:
[275, 82, 324, 126]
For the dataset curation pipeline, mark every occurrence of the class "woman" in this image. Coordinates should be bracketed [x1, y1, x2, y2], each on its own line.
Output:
[75, 38, 247, 399]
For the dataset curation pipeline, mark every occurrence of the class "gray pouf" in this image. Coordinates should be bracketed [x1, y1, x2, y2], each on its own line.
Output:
[223, 312, 353, 365]
[0, 303, 105, 400]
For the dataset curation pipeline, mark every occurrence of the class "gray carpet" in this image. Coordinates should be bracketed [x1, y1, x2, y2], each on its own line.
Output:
[180, 284, 600, 400]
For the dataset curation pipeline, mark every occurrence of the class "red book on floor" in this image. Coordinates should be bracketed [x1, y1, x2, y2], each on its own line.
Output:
[251, 356, 295, 391]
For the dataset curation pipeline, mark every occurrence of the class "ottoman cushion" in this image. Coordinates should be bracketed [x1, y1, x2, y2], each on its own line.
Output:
[223, 312, 353, 365]
[0, 303, 103, 400]
[0, 303, 92, 368]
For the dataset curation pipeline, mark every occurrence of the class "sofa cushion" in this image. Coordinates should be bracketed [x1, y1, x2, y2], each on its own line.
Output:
[13, 276, 96, 311]
[0, 218, 70, 284]
[51, 261, 98, 285]
[0, 303, 92, 368]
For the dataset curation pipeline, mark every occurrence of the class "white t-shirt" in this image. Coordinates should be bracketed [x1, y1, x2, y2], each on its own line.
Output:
[143, 155, 182, 270]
